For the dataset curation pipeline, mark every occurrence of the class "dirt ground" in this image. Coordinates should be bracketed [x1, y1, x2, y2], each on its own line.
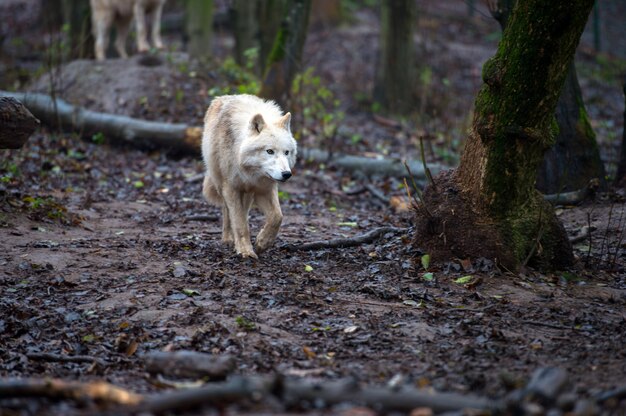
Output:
[1, 1, 626, 415]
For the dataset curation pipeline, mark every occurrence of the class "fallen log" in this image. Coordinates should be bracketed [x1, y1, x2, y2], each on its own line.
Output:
[145, 351, 236, 381]
[0, 90, 202, 155]
[0, 96, 40, 149]
[136, 375, 496, 415]
[0, 90, 444, 180]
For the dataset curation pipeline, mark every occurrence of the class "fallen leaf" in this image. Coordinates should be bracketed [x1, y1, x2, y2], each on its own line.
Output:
[344, 325, 359, 334]
[422, 272, 434, 281]
[302, 346, 316, 359]
[421, 254, 430, 271]
[182, 288, 199, 297]
[304, 265, 313, 272]
[454, 275, 473, 284]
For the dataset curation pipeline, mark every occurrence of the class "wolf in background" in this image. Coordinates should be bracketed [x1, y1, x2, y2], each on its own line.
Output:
[89, 0, 167, 61]
[202, 95, 297, 259]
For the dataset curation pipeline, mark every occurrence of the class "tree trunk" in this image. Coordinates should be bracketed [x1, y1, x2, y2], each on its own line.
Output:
[185, 0, 213, 58]
[62, 0, 94, 59]
[232, 1, 259, 68]
[537, 62, 606, 193]
[489, 0, 606, 194]
[414, 0, 595, 271]
[616, 81, 626, 186]
[373, 0, 417, 115]
[0, 97, 40, 149]
[257, 0, 286, 73]
[258, 0, 311, 109]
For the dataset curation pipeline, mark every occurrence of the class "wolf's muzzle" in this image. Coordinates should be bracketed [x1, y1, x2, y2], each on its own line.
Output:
[281, 171, 292, 181]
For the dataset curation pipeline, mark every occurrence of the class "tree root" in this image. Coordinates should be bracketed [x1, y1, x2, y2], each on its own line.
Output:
[281, 226, 406, 251]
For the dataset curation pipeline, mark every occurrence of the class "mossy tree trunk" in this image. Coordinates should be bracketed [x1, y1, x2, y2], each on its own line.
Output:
[62, 0, 94, 59]
[415, 0, 594, 271]
[257, 0, 287, 76]
[490, 0, 605, 194]
[373, 0, 417, 115]
[258, 0, 311, 109]
[185, 0, 213, 58]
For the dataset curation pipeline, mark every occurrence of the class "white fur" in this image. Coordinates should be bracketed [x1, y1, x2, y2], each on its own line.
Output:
[201, 94, 297, 259]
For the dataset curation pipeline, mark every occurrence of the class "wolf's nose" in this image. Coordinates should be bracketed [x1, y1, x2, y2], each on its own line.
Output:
[281, 171, 292, 180]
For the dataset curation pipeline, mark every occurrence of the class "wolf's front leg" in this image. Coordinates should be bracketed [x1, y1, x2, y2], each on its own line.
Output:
[221, 205, 234, 245]
[134, 3, 150, 52]
[223, 187, 256, 259]
[254, 190, 283, 254]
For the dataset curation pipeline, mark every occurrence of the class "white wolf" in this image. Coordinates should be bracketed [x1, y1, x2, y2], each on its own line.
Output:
[89, 0, 167, 61]
[201, 95, 297, 259]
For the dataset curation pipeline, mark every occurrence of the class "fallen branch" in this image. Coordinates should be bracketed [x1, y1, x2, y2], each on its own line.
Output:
[282, 226, 406, 251]
[26, 352, 106, 367]
[0, 378, 142, 406]
[1, 90, 447, 179]
[145, 351, 236, 381]
[0, 90, 202, 155]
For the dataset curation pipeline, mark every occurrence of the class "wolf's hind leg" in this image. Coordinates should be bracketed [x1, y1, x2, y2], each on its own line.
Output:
[223, 187, 256, 259]
[254, 190, 283, 254]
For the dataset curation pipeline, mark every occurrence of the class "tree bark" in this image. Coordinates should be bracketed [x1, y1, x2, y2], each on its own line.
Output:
[257, 0, 286, 74]
[185, 0, 213, 58]
[258, 0, 311, 109]
[62, 0, 94, 59]
[0, 97, 40, 149]
[232, 0, 258, 68]
[489, 0, 606, 194]
[373, 0, 417, 115]
[537, 62, 606, 193]
[415, 0, 595, 271]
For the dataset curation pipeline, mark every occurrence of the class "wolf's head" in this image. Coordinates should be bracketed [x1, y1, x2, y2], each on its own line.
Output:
[239, 112, 297, 182]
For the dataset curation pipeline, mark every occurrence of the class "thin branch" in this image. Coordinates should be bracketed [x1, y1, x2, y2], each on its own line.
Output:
[282, 227, 405, 251]
[26, 352, 106, 367]
[419, 136, 436, 189]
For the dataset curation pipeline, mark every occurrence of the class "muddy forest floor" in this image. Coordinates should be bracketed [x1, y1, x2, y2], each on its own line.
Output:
[2, 1, 626, 415]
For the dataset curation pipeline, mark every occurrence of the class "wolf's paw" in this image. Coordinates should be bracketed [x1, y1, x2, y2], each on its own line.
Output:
[254, 240, 273, 254]
[238, 249, 258, 260]
[222, 236, 234, 246]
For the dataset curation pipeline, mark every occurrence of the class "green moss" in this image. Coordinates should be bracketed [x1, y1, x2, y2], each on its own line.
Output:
[266, 23, 288, 66]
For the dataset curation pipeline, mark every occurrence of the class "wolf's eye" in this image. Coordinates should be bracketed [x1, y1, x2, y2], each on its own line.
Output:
[284, 151, 289, 156]
[266, 149, 274, 155]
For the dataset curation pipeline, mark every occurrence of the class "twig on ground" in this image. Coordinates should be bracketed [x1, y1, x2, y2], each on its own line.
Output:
[26, 352, 106, 367]
[184, 214, 220, 222]
[282, 227, 406, 251]
[364, 183, 390, 203]
[443, 304, 498, 314]
[522, 320, 572, 330]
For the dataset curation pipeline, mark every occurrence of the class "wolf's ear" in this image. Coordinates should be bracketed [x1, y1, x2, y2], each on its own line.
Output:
[277, 112, 291, 132]
[251, 114, 265, 134]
